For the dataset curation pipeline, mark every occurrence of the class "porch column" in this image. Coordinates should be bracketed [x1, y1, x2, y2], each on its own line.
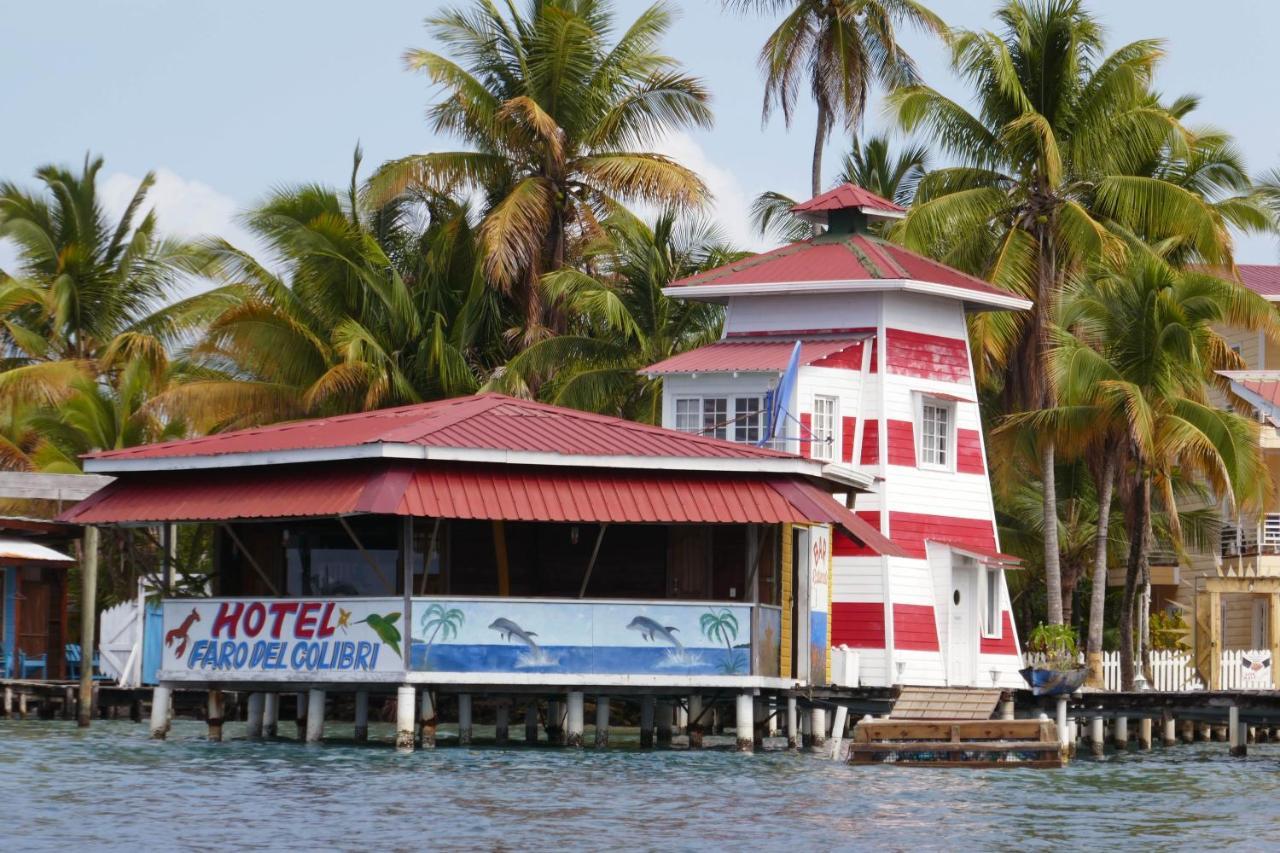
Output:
[246, 692, 265, 740]
[263, 693, 279, 737]
[735, 693, 754, 753]
[639, 696, 656, 749]
[420, 689, 437, 748]
[687, 695, 704, 749]
[395, 685, 416, 751]
[149, 684, 172, 740]
[458, 694, 473, 746]
[595, 696, 610, 748]
[354, 690, 369, 742]
[306, 689, 325, 743]
[656, 700, 673, 747]
[565, 691, 585, 748]
[786, 697, 798, 749]
[495, 699, 510, 745]
[525, 702, 539, 744]
[207, 689, 224, 742]
[77, 525, 99, 728]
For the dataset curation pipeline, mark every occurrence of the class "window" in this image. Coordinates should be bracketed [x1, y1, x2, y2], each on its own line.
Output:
[920, 399, 952, 468]
[811, 395, 837, 461]
[673, 395, 771, 445]
[983, 567, 1001, 636]
[702, 397, 729, 440]
[675, 398, 701, 434]
[735, 396, 763, 444]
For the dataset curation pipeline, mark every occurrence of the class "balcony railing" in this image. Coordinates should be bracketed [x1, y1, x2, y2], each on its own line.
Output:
[1221, 513, 1280, 556]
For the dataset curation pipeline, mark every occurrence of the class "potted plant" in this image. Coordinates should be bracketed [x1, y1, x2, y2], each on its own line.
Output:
[1020, 623, 1087, 696]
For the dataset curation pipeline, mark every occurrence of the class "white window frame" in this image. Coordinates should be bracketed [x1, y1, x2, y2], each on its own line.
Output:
[674, 397, 702, 435]
[810, 394, 838, 461]
[981, 566, 1002, 639]
[915, 394, 956, 471]
[672, 394, 771, 446]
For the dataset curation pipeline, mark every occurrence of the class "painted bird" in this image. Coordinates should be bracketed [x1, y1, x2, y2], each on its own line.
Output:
[355, 611, 402, 658]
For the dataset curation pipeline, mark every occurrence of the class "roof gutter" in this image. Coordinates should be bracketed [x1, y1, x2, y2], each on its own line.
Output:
[663, 278, 1032, 312]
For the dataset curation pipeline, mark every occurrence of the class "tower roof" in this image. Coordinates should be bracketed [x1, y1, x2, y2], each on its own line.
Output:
[789, 183, 905, 226]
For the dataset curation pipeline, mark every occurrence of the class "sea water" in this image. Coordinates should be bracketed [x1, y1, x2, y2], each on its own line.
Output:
[1, 718, 1278, 850]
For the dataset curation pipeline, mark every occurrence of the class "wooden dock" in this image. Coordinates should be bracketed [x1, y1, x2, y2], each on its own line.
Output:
[849, 718, 1064, 768]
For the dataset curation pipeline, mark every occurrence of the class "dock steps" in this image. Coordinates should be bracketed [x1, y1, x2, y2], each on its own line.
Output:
[849, 719, 1065, 768]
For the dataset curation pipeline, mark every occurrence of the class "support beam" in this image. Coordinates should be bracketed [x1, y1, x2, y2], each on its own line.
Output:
[354, 691, 369, 742]
[396, 685, 416, 751]
[786, 697, 798, 749]
[735, 693, 754, 753]
[337, 516, 394, 593]
[595, 696, 610, 748]
[565, 691, 585, 748]
[419, 689, 437, 748]
[458, 694, 473, 746]
[77, 526, 99, 728]
[207, 689, 224, 742]
[220, 524, 279, 595]
[656, 700, 673, 747]
[246, 692, 265, 740]
[492, 520, 510, 596]
[687, 694, 704, 750]
[639, 696, 656, 749]
[149, 685, 172, 740]
[577, 523, 609, 598]
[306, 689, 325, 743]
[263, 693, 279, 738]
[495, 699, 510, 745]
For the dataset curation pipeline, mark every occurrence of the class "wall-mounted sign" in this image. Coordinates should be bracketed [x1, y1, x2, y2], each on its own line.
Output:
[1240, 651, 1273, 689]
[160, 598, 405, 677]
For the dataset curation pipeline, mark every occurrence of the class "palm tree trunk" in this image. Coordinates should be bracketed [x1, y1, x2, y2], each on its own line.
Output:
[1042, 438, 1063, 625]
[1119, 473, 1151, 691]
[1086, 452, 1116, 687]
[811, 101, 829, 199]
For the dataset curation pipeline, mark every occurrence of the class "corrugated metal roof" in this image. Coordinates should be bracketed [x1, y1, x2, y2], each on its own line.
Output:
[791, 183, 905, 215]
[0, 536, 75, 566]
[1237, 265, 1280, 298]
[642, 338, 865, 375]
[58, 462, 900, 547]
[85, 393, 796, 464]
[667, 232, 1016, 302]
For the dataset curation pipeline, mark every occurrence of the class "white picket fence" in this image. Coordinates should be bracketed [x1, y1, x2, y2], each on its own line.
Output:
[1027, 648, 1274, 691]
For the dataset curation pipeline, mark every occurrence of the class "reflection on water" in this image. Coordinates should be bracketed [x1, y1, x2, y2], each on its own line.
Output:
[3, 718, 1279, 850]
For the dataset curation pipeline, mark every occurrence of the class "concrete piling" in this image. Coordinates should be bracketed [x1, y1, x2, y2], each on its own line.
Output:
[1090, 716, 1105, 757]
[1113, 715, 1128, 751]
[786, 697, 798, 749]
[395, 685, 416, 751]
[207, 689, 224, 742]
[546, 699, 564, 746]
[353, 690, 369, 742]
[305, 689, 325, 743]
[595, 696, 610, 748]
[149, 685, 172, 740]
[639, 696, 656, 749]
[458, 694, 473, 746]
[1229, 706, 1247, 757]
[263, 693, 279, 737]
[1162, 713, 1177, 747]
[295, 691, 308, 739]
[735, 693, 754, 753]
[687, 694, 704, 749]
[246, 692, 265, 740]
[495, 699, 510, 745]
[1138, 717, 1152, 751]
[656, 700, 673, 747]
[525, 702, 539, 744]
[810, 707, 828, 750]
[420, 690, 437, 748]
[565, 691, 585, 748]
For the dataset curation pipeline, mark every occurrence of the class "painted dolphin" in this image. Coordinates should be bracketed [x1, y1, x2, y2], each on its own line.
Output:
[489, 617, 540, 650]
[626, 616, 683, 650]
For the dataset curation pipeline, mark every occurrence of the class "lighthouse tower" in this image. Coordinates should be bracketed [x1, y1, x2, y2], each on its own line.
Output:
[644, 185, 1031, 688]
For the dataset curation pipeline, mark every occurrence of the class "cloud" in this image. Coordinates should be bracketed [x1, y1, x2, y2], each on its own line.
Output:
[651, 131, 769, 252]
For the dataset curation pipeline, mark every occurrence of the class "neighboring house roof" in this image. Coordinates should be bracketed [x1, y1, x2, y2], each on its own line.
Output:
[1218, 371, 1280, 425]
[0, 536, 75, 567]
[642, 336, 867, 375]
[1231, 265, 1280, 300]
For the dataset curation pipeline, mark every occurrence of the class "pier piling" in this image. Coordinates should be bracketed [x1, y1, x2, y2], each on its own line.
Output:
[525, 702, 538, 744]
[495, 699, 510, 745]
[395, 685, 415, 751]
[3, 686, 11, 718]
[1161, 713, 1177, 747]
[657, 700, 673, 747]
[207, 689, 224, 742]
[786, 697, 798, 749]
[1138, 717, 1152, 751]
[458, 694, 473, 746]
[1229, 706, 1247, 757]
[735, 693, 754, 753]
[1090, 716, 1104, 757]
[687, 694, 704, 749]
[1056, 698, 1069, 754]
[305, 689, 325, 743]
[594, 696, 609, 748]
[353, 690, 369, 742]
[565, 691, 584, 748]
[639, 696, 655, 749]
[810, 708, 828, 751]
[1113, 715, 1128, 751]
[419, 690, 437, 748]
[149, 685, 172, 740]
[295, 691, 307, 739]
[263, 693, 279, 737]
[547, 699, 564, 746]
[246, 692, 265, 740]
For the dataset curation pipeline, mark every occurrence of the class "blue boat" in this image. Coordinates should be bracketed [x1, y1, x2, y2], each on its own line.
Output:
[1019, 665, 1087, 696]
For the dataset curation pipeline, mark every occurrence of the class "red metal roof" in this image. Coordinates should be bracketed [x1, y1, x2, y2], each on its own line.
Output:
[642, 338, 865, 375]
[928, 539, 1023, 568]
[1235, 265, 1280, 299]
[667, 232, 1017, 303]
[85, 393, 795, 464]
[791, 183, 904, 216]
[58, 462, 901, 555]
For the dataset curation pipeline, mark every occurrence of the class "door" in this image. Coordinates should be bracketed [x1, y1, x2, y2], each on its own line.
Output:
[949, 563, 978, 685]
[667, 526, 712, 599]
[17, 567, 50, 661]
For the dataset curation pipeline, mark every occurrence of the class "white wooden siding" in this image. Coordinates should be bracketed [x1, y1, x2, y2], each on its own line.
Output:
[723, 293, 880, 336]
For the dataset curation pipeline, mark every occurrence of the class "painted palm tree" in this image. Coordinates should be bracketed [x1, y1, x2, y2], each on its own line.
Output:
[889, 0, 1274, 625]
[701, 608, 742, 673]
[0, 155, 203, 422]
[1021, 246, 1274, 688]
[163, 151, 500, 431]
[727, 0, 945, 197]
[419, 603, 466, 647]
[486, 208, 737, 422]
[371, 0, 713, 343]
[751, 133, 929, 242]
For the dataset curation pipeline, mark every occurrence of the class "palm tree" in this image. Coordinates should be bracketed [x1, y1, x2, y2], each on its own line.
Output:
[372, 0, 713, 343]
[1028, 247, 1274, 688]
[889, 0, 1271, 625]
[727, 0, 945, 197]
[751, 133, 929, 242]
[701, 607, 742, 673]
[0, 155, 202, 416]
[487, 207, 737, 421]
[165, 152, 500, 430]
[419, 603, 465, 647]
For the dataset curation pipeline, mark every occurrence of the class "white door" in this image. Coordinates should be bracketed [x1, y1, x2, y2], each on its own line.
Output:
[949, 564, 978, 685]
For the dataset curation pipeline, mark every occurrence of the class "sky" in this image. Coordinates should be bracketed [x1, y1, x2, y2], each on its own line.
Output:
[2, 0, 1279, 273]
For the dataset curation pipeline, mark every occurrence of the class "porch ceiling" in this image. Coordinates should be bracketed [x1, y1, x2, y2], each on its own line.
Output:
[57, 460, 903, 555]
